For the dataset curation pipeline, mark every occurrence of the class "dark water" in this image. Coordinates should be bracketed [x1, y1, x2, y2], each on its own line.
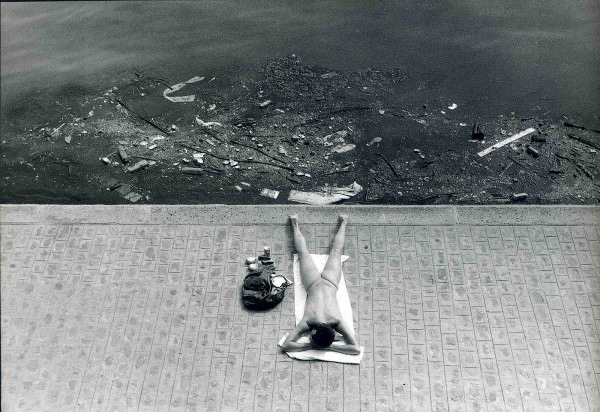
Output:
[2, 1, 599, 122]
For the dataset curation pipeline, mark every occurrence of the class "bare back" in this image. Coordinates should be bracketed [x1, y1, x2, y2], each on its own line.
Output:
[302, 279, 343, 326]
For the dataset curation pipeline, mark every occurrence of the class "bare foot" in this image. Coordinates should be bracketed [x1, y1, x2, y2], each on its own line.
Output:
[339, 214, 349, 223]
[289, 214, 299, 226]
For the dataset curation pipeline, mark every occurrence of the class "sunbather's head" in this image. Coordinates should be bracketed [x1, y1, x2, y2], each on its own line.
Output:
[309, 323, 335, 348]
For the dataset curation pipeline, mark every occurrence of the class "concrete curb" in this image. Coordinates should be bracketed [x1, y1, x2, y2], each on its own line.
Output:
[1, 204, 598, 225]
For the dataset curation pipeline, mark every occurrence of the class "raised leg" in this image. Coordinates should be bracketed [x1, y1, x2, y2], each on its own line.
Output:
[290, 214, 320, 289]
[321, 214, 349, 287]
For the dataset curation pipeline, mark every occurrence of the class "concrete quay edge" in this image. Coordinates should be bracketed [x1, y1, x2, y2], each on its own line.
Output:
[1, 204, 598, 225]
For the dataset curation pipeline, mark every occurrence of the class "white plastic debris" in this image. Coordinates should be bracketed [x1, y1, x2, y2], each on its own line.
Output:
[478, 128, 536, 157]
[163, 75, 205, 102]
[378, 109, 385, 115]
[448, 103, 458, 110]
[195, 117, 223, 127]
[150, 135, 165, 142]
[51, 123, 65, 138]
[101, 157, 111, 164]
[127, 160, 149, 172]
[192, 153, 205, 165]
[366, 137, 382, 146]
[229, 160, 239, 167]
[260, 188, 279, 199]
[323, 130, 349, 146]
[288, 182, 363, 205]
[259, 100, 272, 108]
[332, 143, 356, 154]
[148, 144, 158, 150]
[321, 72, 338, 79]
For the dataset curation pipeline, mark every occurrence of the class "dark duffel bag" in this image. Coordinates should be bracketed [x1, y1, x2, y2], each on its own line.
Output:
[242, 267, 290, 310]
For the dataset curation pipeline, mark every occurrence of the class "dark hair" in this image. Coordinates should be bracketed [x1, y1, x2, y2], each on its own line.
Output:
[310, 323, 335, 348]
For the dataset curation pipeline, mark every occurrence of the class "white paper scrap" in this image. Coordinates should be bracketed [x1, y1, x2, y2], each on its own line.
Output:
[260, 188, 279, 199]
[163, 76, 205, 102]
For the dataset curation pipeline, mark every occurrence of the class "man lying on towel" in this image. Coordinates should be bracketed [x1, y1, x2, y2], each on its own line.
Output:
[281, 214, 360, 355]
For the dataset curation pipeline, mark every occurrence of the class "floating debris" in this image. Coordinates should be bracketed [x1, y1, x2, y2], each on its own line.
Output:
[260, 188, 280, 199]
[106, 178, 121, 190]
[51, 123, 65, 138]
[323, 130, 349, 146]
[195, 117, 223, 127]
[124, 192, 143, 203]
[320, 72, 338, 79]
[118, 146, 130, 163]
[511, 193, 528, 201]
[181, 167, 203, 175]
[526, 145, 539, 157]
[471, 123, 485, 140]
[115, 184, 133, 196]
[288, 182, 363, 205]
[478, 128, 536, 157]
[366, 137, 382, 146]
[193, 153, 205, 165]
[163, 75, 204, 102]
[127, 160, 149, 173]
[332, 143, 356, 153]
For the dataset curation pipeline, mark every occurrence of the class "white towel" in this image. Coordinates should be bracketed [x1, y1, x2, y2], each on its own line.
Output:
[278, 254, 364, 364]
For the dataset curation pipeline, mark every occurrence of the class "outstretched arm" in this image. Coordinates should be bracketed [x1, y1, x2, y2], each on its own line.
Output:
[331, 320, 361, 355]
[281, 320, 312, 352]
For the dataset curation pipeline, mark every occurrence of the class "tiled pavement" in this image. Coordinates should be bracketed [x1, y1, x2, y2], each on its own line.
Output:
[1, 205, 599, 412]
